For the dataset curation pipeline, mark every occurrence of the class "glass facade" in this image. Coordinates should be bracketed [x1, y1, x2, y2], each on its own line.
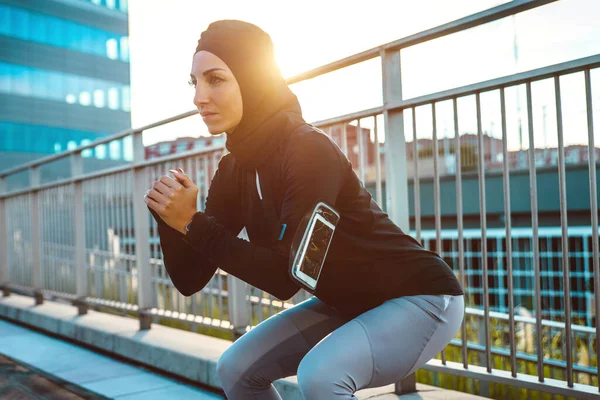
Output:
[0, 121, 133, 161]
[0, 3, 131, 166]
[0, 61, 130, 111]
[0, 121, 105, 155]
[0, 4, 129, 62]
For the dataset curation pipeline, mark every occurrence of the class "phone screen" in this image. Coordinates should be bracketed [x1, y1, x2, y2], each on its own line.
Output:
[299, 217, 334, 279]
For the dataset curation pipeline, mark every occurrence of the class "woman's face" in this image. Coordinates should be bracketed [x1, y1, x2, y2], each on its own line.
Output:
[190, 51, 243, 135]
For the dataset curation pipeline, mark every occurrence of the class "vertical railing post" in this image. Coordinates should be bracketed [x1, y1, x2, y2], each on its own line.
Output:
[30, 167, 43, 305]
[228, 274, 249, 341]
[72, 152, 88, 315]
[132, 131, 153, 329]
[0, 176, 8, 297]
[381, 49, 410, 233]
[382, 49, 414, 394]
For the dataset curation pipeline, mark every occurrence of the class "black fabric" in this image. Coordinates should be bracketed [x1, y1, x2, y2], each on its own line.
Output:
[149, 126, 464, 320]
[195, 20, 306, 171]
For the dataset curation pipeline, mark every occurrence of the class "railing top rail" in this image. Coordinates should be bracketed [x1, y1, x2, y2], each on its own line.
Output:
[391, 54, 600, 111]
[0, 144, 225, 200]
[286, 0, 558, 85]
[0, 109, 197, 179]
[0, 0, 557, 180]
[287, 53, 600, 129]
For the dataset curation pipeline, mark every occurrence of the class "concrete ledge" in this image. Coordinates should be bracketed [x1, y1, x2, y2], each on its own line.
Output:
[0, 294, 483, 399]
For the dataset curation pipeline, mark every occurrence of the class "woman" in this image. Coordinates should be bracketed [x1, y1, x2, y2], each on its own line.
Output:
[144, 20, 464, 400]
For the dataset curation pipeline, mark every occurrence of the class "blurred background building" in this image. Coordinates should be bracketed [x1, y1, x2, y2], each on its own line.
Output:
[0, 0, 132, 174]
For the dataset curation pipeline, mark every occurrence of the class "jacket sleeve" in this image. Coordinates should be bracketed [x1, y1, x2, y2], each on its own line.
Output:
[148, 156, 244, 296]
[184, 132, 347, 301]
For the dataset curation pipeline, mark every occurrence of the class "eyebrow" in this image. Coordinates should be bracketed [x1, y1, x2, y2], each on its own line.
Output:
[190, 68, 226, 80]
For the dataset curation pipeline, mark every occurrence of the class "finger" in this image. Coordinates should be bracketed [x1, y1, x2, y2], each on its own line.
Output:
[159, 175, 183, 190]
[171, 170, 195, 189]
[153, 181, 172, 197]
[148, 188, 168, 204]
[168, 169, 185, 184]
[144, 191, 162, 213]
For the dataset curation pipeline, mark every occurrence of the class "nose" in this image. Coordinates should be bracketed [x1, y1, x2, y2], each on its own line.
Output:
[193, 85, 209, 108]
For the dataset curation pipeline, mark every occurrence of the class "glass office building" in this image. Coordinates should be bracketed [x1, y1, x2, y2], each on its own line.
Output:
[0, 0, 131, 171]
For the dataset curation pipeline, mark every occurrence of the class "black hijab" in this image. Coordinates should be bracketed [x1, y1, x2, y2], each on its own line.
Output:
[195, 20, 306, 171]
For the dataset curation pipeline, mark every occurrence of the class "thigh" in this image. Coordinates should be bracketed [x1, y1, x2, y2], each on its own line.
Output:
[297, 294, 464, 391]
[220, 296, 348, 380]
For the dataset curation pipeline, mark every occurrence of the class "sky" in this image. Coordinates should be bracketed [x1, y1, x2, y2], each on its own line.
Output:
[127, 0, 600, 151]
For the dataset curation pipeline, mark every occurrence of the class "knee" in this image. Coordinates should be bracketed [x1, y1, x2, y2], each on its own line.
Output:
[217, 348, 243, 389]
[297, 357, 335, 399]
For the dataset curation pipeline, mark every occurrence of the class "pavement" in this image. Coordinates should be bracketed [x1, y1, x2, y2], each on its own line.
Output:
[0, 318, 224, 399]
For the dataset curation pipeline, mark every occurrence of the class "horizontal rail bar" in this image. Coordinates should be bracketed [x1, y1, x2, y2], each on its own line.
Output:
[0, 109, 197, 178]
[466, 307, 596, 334]
[311, 106, 384, 128]
[0, 144, 224, 200]
[390, 54, 600, 111]
[423, 360, 599, 398]
[285, 0, 558, 84]
[449, 339, 598, 375]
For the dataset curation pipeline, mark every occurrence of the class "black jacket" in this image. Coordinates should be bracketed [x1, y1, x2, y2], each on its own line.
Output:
[150, 125, 463, 320]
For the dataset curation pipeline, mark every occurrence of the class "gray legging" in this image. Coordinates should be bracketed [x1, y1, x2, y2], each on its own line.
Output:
[217, 293, 464, 399]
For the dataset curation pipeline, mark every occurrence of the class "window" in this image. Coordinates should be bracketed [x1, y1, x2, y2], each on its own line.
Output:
[47, 17, 67, 48]
[80, 26, 93, 52]
[54, 142, 62, 153]
[119, 0, 128, 13]
[46, 72, 66, 101]
[106, 0, 116, 9]
[106, 38, 118, 60]
[67, 140, 78, 150]
[66, 94, 77, 104]
[122, 136, 133, 161]
[93, 28, 107, 56]
[31, 69, 48, 98]
[0, 6, 11, 36]
[81, 139, 92, 158]
[96, 144, 107, 159]
[176, 142, 188, 153]
[29, 12, 46, 42]
[119, 37, 129, 62]
[159, 143, 171, 155]
[12, 8, 29, 40]
[11, 64, 31, 96]
[79, 91, 91, 106]
[109, 140, 120, 160]
[108, 87, 119, 109]
[93, 89, 105, 108]
[121, 86, 130, 111]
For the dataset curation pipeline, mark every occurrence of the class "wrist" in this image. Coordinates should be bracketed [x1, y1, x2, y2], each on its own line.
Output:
[180, 211, 198, 235]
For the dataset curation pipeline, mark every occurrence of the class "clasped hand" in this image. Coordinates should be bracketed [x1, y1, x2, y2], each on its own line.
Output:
[144, 167, 199, 235]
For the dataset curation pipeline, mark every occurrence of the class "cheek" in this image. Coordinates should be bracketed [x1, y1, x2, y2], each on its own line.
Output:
[222, 89, 243, 122]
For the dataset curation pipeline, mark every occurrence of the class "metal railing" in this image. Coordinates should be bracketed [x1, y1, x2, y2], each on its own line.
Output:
[1, 0, 599, 398]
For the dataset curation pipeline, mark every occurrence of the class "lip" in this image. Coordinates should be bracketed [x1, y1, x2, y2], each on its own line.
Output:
[200, 112, 218, 119]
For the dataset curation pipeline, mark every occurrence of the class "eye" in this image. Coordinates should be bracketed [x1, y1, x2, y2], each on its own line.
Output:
[188, 78, 196, 88]
[208, 75, 223, 85]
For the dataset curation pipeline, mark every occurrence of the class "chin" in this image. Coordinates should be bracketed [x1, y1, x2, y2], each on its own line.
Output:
[205, 124, 226, 135]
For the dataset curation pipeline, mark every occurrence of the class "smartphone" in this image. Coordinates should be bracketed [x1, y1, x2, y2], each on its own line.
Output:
[290, 201, 340, 292]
